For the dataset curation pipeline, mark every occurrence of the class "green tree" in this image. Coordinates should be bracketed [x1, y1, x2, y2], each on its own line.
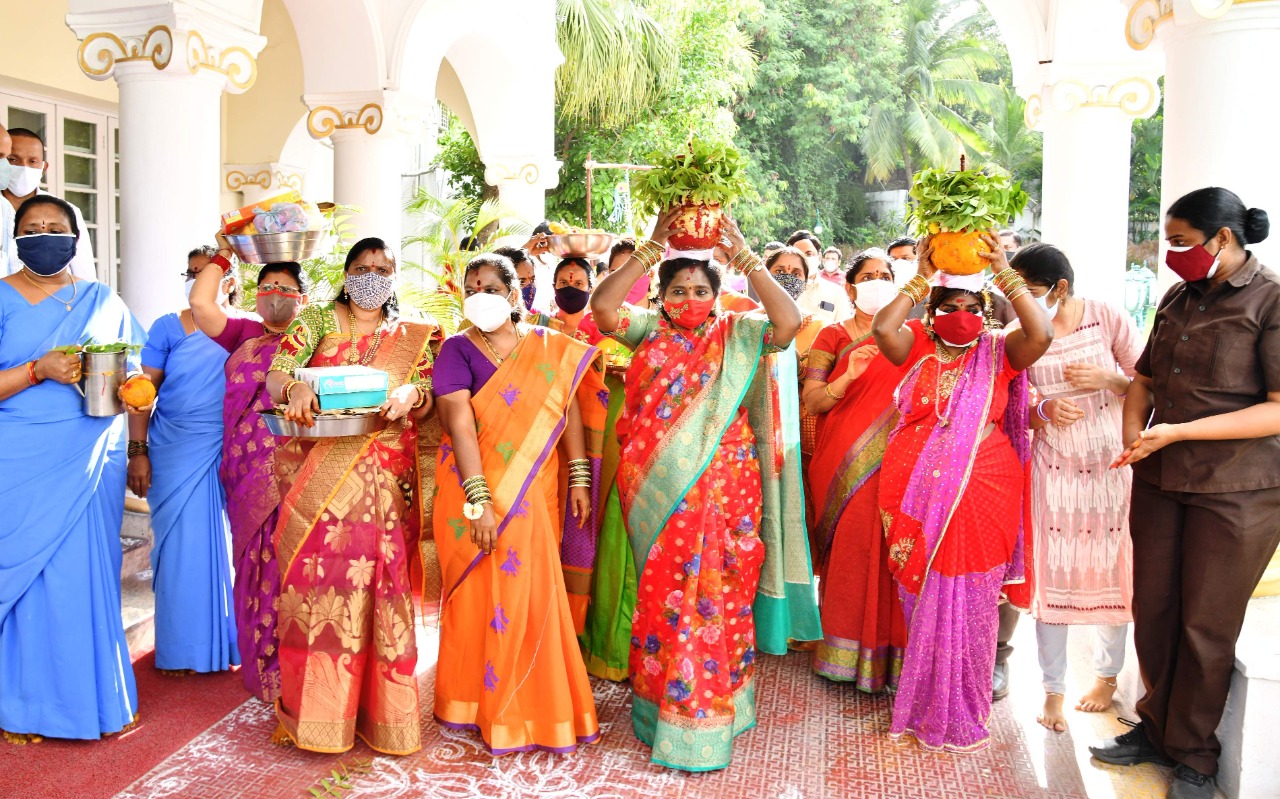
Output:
[861, 0, 1004, 184]
[732, 0, 902, 244]
[1129, 82, 1164, 243]
[972, 85, 1041, 186]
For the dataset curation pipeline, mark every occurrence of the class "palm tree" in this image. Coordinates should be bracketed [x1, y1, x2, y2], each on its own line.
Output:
[861, 0, 1004, 184]
[556, 0, 679, 129]
[402, 188, 531, 335]
[973, 85, 1042, 183]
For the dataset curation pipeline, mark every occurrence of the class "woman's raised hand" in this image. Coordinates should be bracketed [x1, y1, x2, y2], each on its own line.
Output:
[284, 381, 320, 427]
[719, 216, 747, 261]
[649, 206, 682, 246]
[976, 229, 1011, 272]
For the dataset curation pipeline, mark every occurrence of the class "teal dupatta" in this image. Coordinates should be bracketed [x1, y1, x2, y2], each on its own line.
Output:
[618, 310, 820, 655]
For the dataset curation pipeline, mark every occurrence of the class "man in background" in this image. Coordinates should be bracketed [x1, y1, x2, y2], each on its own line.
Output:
[2, 128, 97, 280]
[999, 229, 1023, 254]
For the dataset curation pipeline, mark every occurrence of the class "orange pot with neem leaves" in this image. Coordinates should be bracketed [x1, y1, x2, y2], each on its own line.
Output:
[906, 165, 1030, 276]
[631, 136, 753, 253]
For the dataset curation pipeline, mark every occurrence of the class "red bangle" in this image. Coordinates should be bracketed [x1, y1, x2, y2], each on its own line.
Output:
[26, 360, 39, 385]
[211, 253, 232, 273]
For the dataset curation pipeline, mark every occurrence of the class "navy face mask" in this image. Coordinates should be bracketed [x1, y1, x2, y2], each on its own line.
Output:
[555, 285, 590, 314]
[16, 233, 76, 276]
[521, 284, 536, 310]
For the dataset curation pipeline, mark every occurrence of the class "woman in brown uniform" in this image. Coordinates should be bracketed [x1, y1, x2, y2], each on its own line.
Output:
[1091, 187, 1280, 799]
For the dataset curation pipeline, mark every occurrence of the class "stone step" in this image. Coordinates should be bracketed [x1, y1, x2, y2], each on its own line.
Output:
[1218, 597, 1280, 799]
[120, 501, 155, 659]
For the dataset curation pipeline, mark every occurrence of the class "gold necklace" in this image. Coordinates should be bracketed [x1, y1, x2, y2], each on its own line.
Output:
[22, 269, 77, 312]
[477, 326, 520, 364]
[347, 306, 384, 365]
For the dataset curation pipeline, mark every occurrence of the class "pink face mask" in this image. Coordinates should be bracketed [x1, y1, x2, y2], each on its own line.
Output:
[626, 273, 652, 305]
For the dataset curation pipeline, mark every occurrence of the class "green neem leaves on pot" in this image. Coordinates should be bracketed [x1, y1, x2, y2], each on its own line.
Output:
[905, 167, 1030, 236]
[631, 136, 755, 220]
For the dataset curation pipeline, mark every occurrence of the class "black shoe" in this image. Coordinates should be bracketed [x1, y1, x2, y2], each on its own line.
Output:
[1088, 720, 1171, 766]
[1168, 764, 1214, 799]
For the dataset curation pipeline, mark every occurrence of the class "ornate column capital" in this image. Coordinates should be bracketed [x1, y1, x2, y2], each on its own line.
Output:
[1024, 76, 1162, 129]
[1126, 0, 1280, 49]
[483, 155, 563, 191]
[303, 92, 389, 139]
[68, 3, 265, 93]
[223, 162, 306, 194]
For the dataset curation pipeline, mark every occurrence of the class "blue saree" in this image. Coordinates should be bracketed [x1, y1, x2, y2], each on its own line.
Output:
[0, 281, 143, 738]
[143, 314, 238, 672]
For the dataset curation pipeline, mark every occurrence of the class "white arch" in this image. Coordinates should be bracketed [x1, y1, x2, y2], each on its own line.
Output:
[279, 0, 386, 94]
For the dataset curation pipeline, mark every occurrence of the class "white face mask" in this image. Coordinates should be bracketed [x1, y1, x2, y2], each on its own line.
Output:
[1034, 290, 1060, 320]
[184, 278, 196, 301]
[7, 165, 43, 196]
[805, 255, 820, 276]
[464, 292, 515, 333]
[0, 161, 14, 193]
[822, 258, 841, 273]
[852, 278, 897, 316]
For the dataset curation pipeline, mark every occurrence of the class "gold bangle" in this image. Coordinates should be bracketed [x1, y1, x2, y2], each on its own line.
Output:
[991, 268, 1024, 294]
[728, 249, 754, 274]
[634, 240, 664, 271]
[824, 384, 845, 401]
[281, 379, 301, 404]
[1005, 287, 1030, 303]
[900, 275, 930, 305]
[735, 251, 763, 276]
[409, 384, 427, 410]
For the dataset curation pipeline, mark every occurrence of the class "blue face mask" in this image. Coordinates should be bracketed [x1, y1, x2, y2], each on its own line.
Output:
[521, 284, 536, 310]
[16, 233, 77, 276]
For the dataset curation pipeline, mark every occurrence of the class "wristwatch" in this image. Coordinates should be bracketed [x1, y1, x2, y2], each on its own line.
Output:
[463, 501, 488, 521]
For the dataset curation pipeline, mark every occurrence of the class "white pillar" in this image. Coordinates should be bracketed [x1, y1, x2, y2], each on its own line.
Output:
[484, 156, 561, 226]
[1025, 77, 1161, 301]
[68, 11, 264, 327]
[115, 65, 225, 324]
[305, 96, 407, 247]
[1144, 1, 1280, 290]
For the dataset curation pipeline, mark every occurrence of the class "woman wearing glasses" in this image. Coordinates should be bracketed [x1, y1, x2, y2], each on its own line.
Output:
[188, 238, 309, 702]
[128, 245, 241, 677]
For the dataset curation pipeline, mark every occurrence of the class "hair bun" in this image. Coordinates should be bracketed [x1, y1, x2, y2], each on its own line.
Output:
[1245, 208, 1270, 245]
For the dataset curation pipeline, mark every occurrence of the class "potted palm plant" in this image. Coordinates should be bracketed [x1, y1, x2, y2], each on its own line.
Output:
[631, 136, 754, 251]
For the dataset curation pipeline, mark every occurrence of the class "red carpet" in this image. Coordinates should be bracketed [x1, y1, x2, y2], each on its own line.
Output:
[1, 650, 250, 799]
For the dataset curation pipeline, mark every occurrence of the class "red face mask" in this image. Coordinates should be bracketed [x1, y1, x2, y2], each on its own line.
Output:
[1165, 241, 1221, 282]
[663, 296, 716, 329]
[931, 309, 984, 347]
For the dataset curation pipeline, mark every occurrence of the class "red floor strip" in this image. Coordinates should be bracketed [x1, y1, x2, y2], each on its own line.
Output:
[1, 651, 250, 799]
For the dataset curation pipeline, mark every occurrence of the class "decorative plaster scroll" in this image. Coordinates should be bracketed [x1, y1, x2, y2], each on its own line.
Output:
[225, 170, 271, 191]
[77, 25, 173, 78]
[484, 162, 541, 186]
[1024, 78, 1161, 129]
[306, 104, 384, 138]
[1127, 0, 1268, 49]
[186, 30, 257, 92]
[274, 171, 304, 191]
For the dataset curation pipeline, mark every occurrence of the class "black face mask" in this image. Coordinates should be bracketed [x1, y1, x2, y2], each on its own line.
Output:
[555, 285, 590, 314]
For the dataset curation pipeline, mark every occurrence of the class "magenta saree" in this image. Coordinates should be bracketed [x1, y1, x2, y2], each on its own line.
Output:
[220, 332, 284, 702]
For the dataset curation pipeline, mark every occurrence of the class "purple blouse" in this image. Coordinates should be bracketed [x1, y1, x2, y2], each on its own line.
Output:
[211, 315, 267, 354]
[433, 334, 498, 396]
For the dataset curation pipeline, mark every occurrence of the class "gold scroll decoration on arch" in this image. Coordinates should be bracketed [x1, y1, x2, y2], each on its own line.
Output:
[77, 25, 173, 78]
[306, 104, 385, 139]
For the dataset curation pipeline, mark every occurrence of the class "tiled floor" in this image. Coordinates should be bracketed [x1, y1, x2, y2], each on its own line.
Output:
[114, 620, 1204, 799]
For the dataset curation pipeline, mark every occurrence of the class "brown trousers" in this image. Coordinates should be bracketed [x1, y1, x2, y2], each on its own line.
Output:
[1130, 477, 1280, 775]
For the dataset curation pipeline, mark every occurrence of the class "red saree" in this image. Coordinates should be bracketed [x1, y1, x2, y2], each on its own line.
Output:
[433, 327, 606, 754]
[270, 310, 433, 755]
[805, 322, 907, 691]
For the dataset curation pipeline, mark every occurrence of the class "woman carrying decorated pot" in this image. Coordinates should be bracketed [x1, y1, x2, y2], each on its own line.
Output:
[1091, 188, 1280, 799]
[0, 195, 144, 742]
[591, 208, 817, 772]
[432, 253, 606, 755]
[188, 239, 309, 703]
[803, 251, 909, 691]
[263, 236, 435, 755]
[129, 246, 239, 677]
[871, 232, 1052, 752]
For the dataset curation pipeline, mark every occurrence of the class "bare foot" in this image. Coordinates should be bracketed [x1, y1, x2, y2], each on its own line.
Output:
[2, 730, 44, 745]
[1076, 677, 1117, 713]
[1037, 693, 1067, 733]
[271, 721, 295, 747]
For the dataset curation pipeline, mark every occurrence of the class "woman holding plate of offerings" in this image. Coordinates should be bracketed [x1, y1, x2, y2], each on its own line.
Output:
[0, 195, 145, 742]
[432, 253, 606, 755]
[263, 236, 435, 755]
[188, 236, 309, 703]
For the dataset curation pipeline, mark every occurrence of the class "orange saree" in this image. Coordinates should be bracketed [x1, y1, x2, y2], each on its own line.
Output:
[270, 309, 433, 755]
[433, 327, 606, 755]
